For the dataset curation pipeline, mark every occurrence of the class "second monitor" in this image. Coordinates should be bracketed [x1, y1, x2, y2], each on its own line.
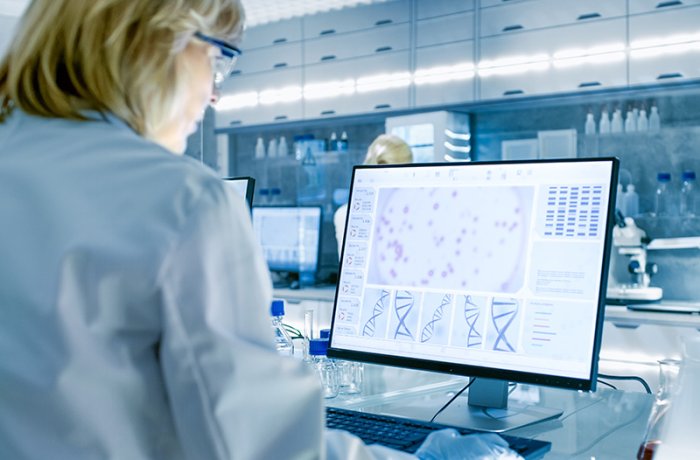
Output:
[252, 206, 322, 287]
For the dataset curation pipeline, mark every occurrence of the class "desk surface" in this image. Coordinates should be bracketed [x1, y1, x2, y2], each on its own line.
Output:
[327, 366, 653, 459]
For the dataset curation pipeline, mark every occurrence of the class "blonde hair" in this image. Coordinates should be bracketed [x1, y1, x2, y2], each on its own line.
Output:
[364, 134, 413, 165]
[0, 0, 244, 140]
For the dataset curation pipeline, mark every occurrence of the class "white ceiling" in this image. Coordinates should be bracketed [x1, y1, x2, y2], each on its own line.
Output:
[0, 0, 388, 27]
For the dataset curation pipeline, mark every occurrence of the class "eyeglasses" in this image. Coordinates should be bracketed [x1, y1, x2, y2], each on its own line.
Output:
[194, 31, 242, 86]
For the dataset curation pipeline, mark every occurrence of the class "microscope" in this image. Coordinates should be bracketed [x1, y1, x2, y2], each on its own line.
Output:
[606, 214, 663, 303]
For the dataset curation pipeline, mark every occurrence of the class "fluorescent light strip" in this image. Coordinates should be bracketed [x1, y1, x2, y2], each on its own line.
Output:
[303, 79, 356, 100]
[259, 85, 302, 105]
[631, 32, 700, 50]
[444, 128, 471, 141]
[414, 63, 475, 86]
[356, 72, 411, 93]
[216, 92, 259, 111]
[630, 41, 700, 59]
[553, 51, 626, 68]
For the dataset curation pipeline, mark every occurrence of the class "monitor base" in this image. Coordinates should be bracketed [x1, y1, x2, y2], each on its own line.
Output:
[458, 401, 563, 433]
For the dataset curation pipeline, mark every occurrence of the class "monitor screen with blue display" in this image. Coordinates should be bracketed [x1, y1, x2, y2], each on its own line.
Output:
[328, 158, 618, 430]
[252, 206, 322, 277]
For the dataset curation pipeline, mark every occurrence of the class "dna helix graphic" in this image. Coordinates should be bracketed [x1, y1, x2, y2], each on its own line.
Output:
[491, 298, 519, 352]
[464, 295, 482, 348]
[362, 289, 390, 337]
[420, 294, 453, 343]
[393, 290, 415, 340]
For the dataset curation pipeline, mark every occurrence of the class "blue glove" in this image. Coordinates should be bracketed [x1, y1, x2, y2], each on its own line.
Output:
[415, 429, 524, 460]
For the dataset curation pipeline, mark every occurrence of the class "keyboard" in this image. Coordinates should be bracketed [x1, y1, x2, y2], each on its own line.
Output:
[325, 407, 551, 459]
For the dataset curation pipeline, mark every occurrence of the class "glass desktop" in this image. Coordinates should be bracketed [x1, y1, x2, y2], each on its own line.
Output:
[328, 158, 619, 431]
[252, 206, 322, 287]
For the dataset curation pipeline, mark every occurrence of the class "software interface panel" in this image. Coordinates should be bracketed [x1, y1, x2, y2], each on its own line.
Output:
[332, 161, 613, 380]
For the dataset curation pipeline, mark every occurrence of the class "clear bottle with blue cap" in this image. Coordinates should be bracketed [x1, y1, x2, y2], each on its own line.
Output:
[320, 329, 363, 395]
[680, 171, 696, 219]
[308, 338, 339, 399]
[654, 173, 673, 218]
[270, 300, 294, 356]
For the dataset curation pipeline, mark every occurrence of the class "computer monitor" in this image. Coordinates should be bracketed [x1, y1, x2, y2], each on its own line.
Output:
[328, 158, 619, 431]
[252, 206, 322, 286]
[223, 176, 255, 209]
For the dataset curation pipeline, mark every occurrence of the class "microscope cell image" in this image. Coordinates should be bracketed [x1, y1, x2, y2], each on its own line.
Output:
[366, 186, 533, 293]
[485, 297, 522, 353]
[419, 293, 453, 345]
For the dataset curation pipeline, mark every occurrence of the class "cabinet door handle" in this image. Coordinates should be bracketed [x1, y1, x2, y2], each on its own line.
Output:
[273, 62, 288, 69]
[503, 89, 524, 96]
[229, 120, 242, 126]
[375, 19, 393, 26]
[320, 29, 336, 36]
[274, 115, 288, 121]
[321, 110, 336, 116]
[230, 70, 242, 76]
[577, 12, 601, 21]
[272, 38, 288, 45]
[374, 104, 391, 110]
[321, 55, 337, 61]
[502, 24, 524, 32]
[656, 0, 683, 8]
[657, 72, 684, 80]
[375, 46, 393, 53]
[579, 81, 602, 88]
[612, 323, 641, 329]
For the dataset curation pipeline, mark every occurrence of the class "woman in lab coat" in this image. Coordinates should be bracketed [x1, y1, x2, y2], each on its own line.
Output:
[0, 1, 516, 458]
[0, 1, 325, 458]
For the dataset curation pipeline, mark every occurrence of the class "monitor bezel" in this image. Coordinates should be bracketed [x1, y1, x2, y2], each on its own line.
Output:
[327, 157, 619, 392]
[251, 205, 323, 275]
[223, 176, 256, 210]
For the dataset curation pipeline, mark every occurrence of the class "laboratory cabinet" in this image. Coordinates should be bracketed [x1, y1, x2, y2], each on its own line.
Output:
[240, 18, 303, 50]
[479, 18, 627, 100]
[628, 6, 700, 85]
[303, 22, 410, 65]
[479, 0, 625, 38]
[302, 0, 409, 39]
[629, 0, 700, 15]
[415, 11, 474, 48]
[219, 67, 303, 127]
[414, 41, 475, 107]
[233, 41, 302, 76]
[416, 0, 474, 19]
[303, 51, 411, 119]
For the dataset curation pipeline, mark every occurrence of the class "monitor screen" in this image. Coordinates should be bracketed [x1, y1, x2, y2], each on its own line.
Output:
[223, 176, 255, 209]
[252, 206, 322, 274]
[328, 158, 618, 391]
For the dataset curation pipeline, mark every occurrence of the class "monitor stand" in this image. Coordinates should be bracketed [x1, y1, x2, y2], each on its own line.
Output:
[460, 378, 563, 433]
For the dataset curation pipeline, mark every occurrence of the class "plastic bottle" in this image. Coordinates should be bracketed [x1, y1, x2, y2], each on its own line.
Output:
[338, 131, 349, 152]
[599, 110, 611, 135]
[638, 108, 649, 132]
[329, 132, 338, 151]
[270, 300, 294, 356]
[615, 184, 624, 213]
[585, 112, 596, 135]
[649, 106, 661, 133]
[267, 138, 278, 159]
[277, 136, 289, 157]
[308, 338, 339, 399]
[297, 147, 325, 204]
[625, 109, 636, 133]
[611, 109, 623, 134]
[680, 171, 696, 218]
[654, 173, 673, 218]
[255, 137, 265, 159]
[623, 184, 640, 218]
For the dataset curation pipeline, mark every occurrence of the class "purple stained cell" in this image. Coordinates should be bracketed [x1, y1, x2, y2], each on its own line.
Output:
[428, 220, 433, 226]
[389, 207, 393, 214]
[461, 281, 467, 287]
[452, 190, 458, 198]
[509, 222, 518, 232]
[390, 268, 397, 278]
[474, 268, 479, 275]
[433, 203, 440, 210]
[456, 237, 462, 244]
[455, 249, 461, 256]
[403, 206, 409, 214]
[421, 279, 429, 285]
[389, 227, 394, 234]
[514, 207, 520, 214]
[499, 238, 505, 245]
[428, 269, 434, 277]
[441, 271, 447, 278]
[380, 254, 386, 261]
[473, 216, 479, 223]
[408, 224, 413, 230]
[461, 228, 467, 234]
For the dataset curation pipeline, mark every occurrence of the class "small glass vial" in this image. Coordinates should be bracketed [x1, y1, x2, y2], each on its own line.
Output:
[680, 171, 696, 218]
[637, 359, 681, 460]
[308, 339, 339, 399]
[319, 329, 363, 394]
[653, 173, 672, 218]
[270, 300, 294, 356]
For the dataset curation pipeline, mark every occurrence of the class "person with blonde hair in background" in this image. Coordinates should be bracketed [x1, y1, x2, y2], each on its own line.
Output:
[334, 134, 414, 255]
